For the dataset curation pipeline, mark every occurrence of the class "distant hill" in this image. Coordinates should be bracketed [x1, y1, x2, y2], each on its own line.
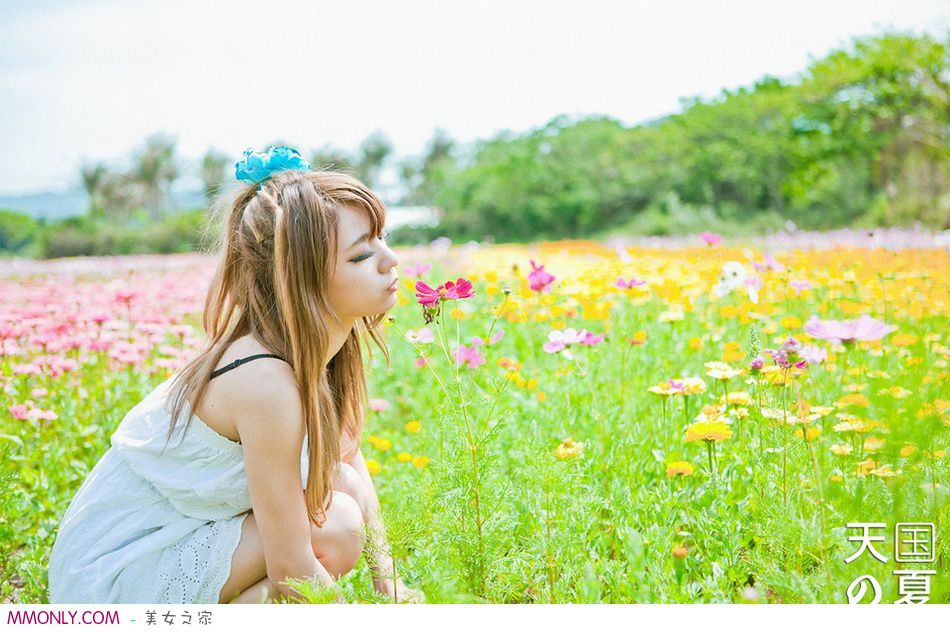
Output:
[0, 189, 210, 220]
[0, 189, 439, 229]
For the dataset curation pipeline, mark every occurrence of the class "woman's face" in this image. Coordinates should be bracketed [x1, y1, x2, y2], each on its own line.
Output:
[326, 204, 400, 321]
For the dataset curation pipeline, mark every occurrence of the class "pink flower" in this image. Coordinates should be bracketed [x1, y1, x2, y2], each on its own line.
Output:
[804, 315, 896, 345]
[471, 330, 504, 347]
[369, 398, 391, 412]
[414, 278, 475, 306]
[749, 356, 765, 373]
[453, 344, 486, 368]
[406, 328, 435, 344]
[800, 345, 827, 365]
[113, 289, 138, 305]
[752, 252, 785, 273]
[579, 331, 605, 346]
[414, 357, 429, 368]
[9, 404, 28, 420]
[615, 277, 647, 289]
[790, 279, 813, 295]
[542, 328, 591, 354]
[404, 262, 432, 277]
[700, 232, 722, 246]
[528, 259, 556, 293]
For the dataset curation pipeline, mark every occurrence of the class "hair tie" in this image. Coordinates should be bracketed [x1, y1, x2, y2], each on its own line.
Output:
[235, 146, 312, 188]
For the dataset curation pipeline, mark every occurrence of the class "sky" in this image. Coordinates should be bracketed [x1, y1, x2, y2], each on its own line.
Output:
[0, 0, 946, 196]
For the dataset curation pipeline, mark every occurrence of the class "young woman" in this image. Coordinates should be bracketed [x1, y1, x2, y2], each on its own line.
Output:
[47, 146, 424, 604]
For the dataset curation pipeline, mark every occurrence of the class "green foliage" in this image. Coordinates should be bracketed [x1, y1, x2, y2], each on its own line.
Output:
[0, 210, 39, 255]
[398, 32, 948, 240]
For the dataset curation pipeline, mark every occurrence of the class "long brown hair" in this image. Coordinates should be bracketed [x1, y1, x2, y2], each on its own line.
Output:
[164, 168, 391, 527]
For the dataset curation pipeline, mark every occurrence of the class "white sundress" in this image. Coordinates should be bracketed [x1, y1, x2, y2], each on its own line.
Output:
[47, 376, 310, 604]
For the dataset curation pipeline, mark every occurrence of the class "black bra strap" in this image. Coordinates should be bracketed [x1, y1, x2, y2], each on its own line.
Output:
[210, 353, 287, 380]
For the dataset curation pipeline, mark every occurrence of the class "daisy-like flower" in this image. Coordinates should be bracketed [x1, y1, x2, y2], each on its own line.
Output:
[704, 361, 743, 381]
[700, 231, 722, 246]
[528, 259, 556, 293]
[453, 344, 486, 369]
[415, 278, 476, 305]
[615, 277, 647, 290]
[721, 391, 753, 406]
[804, 314, 896, 346]
[666, 461, 695, 477]
[555, 437, 584, 460]
[684, 420, 733, 443]
[713, 261, 759, 304]
[405, 327, 435, 344]
[648, 380, 683, 397]
[679, 377, 707, 395]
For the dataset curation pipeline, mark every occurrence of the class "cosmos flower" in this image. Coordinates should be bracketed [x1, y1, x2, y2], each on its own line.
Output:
[713, 262, 759, 304]
[528, 259, 556, 293]
[405, 328, 435, 344]
[804, 315, 896, 345]
[615, 277, 647, 290]
[700, 232, 722, 246]
[414, 278, 476, 305]
[542, 328, 602, 354]
[453, 344, 486, 368]
[403, 261, 432, 277]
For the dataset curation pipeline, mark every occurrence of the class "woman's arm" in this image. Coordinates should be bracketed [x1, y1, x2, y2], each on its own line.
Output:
[344, 447, 395, 582]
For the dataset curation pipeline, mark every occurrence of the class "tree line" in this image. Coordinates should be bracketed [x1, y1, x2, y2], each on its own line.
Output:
[0, 31, 946, 257]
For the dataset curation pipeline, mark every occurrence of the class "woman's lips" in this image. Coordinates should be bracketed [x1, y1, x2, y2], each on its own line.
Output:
[387, 278, 399, 292]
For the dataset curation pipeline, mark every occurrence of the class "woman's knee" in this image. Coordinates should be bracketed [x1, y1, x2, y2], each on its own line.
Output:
[332, 462, 367, 514]
[311, 490, 364, 579]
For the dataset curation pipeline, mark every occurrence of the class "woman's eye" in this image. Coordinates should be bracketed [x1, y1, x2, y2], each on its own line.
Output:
[352, 252, 373, 263]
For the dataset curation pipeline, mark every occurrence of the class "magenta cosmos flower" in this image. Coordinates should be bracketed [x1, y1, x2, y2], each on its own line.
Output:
[528, 259, 556, 293]
[615, 277, 647, 289]
[700, 232, 722, 246]
[415, 278, 475, 306]
[804, 315, 896, 345]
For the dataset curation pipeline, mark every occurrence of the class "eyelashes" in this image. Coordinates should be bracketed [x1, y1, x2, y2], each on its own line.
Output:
[350, 230, 391, 262]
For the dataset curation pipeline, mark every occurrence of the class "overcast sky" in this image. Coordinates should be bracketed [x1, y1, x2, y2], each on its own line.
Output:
[0, 0, 946, 196]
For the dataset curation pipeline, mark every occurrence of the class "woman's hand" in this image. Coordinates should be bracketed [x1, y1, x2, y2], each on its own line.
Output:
[373, 577, 426, 603]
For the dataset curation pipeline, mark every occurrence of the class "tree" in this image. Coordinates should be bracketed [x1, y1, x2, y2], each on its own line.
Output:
[131, 133, 179, 221]
[356, 130, 393, 188]
[79, 161, 109, 219]
[201, 148, 230, 204]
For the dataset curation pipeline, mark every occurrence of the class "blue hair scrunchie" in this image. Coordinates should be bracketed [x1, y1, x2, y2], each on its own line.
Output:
[235, 145, 312, 185]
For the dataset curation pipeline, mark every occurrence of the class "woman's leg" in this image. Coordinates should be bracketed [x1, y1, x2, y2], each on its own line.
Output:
[217, 490, 365, 604]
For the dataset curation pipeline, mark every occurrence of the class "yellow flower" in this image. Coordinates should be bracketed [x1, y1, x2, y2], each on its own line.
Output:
[373, 438, 392, 451]
[404, 420, 422, 433]
[684, 420, 733, 443]
[411, 455, 430, 470]
[630, 330, 648, 345]
[878, 386, 912, 399]
[856, 457, 877, 476]
[830, 443, 853, 456]
[704, 361, 742, 381]
[899, 444, 916, 458]
[671, 545, 689, 559]
[689, 337, 703, 351]
[863, 437, 886, 453]
[365, 459, 381, 476]
[555, 437, 585, 459]
[721, 391, 753, 406]
[795, 426, 822, 441]
[659, 308, 685, 322]
[666, 461, 694, 477]
[680, 377, 707, 394]
[781, 315, 803, 329]
[891, 333, 917, 347]
[450, 307, 468, 320]
[836, 393, 870, 408]
[536, 391, 547, 402]
[722, 342, 745, 362]
[648, 382, 677, 396]
[396, 452, 412, 463]
[870, 465, 901, 478]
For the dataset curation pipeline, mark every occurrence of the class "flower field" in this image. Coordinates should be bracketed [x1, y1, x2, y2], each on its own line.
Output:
[1, 231, 948, 604]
